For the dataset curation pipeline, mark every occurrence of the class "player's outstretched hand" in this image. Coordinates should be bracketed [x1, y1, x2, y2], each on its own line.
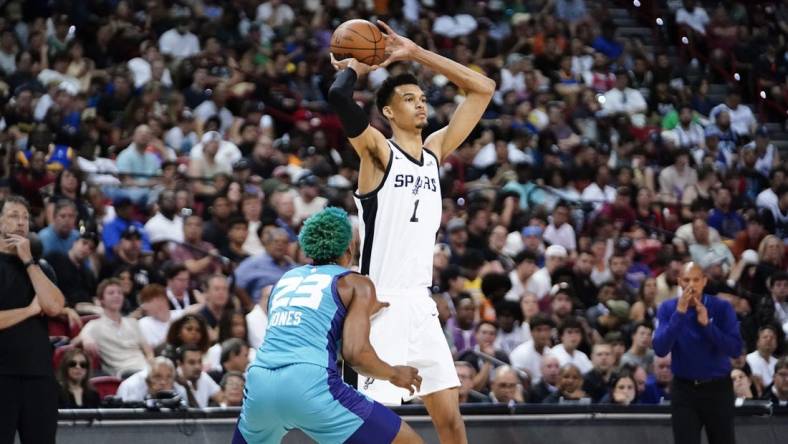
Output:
[376, 20, 419, 68]
[390, 365, 422, 395]
[330, 53, 379, 76]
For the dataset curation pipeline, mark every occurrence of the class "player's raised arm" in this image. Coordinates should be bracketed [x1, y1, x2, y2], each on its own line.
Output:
[377, 20, 495, 161]
[327, 56, 390, 170]
[339, 273, 422, 394]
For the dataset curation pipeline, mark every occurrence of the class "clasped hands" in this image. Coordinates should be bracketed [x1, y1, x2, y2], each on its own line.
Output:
[677, 287, 709, 327]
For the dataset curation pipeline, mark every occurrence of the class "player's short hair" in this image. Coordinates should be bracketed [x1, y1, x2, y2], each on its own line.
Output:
[298, 207, 352, 264]
[376, 73, 421, 115]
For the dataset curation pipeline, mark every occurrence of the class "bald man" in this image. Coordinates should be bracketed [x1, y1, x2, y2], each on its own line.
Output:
[653, 262, 742, 444]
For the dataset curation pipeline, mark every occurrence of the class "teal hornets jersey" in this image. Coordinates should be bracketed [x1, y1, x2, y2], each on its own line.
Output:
[253, 265, 351, 371]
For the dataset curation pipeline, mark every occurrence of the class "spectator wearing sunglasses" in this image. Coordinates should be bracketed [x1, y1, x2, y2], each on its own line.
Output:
[56, 348, 100, 409]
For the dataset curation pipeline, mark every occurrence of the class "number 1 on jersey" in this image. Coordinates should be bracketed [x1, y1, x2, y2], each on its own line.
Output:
[410, 199, 420, 222]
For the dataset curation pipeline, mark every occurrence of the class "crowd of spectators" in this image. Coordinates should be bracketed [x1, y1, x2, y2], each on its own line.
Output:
[0, 0, 787, 409]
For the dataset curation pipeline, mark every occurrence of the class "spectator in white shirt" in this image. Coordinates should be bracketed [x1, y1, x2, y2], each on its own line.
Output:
[194, 85, 234, 134]
[770, 273, 788, 336]
[601, 70, 647, 119]
[659, 149, 698, 204]
[158, 18, 200, 61]
[505, 251, 541, 302]
[144, 190, 184, 244]
[128, 42, 173, 88]
[293, 172, 328, 225]
[673, 105, 705, 150]
[509, 314, 556, 384]
[116, 357, 188, 404]
[550, 318, 593, 374]
[746, 326, 779, 387]
[709, 90, 757, 136]
[529, 245, 568, 300]
[175, 345, 223, 408]
[164, 109, 199, 155]
[256, 0, 295, 27]
[675, 0, 710, 35]
[190, 131, 242, 168]
[582, 165, 616, 210]
[543, 202, 577, 254]
[138, 284, 190, 349]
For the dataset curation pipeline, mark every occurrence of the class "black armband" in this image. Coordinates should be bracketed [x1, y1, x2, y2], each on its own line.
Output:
[327, 68, 370, 138]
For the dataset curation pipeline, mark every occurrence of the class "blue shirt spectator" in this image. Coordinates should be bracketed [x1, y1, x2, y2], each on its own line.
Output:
[37, 198, 79, 256]
[234, 228, 295, 303]
[37, 225, 78, 256]
[103, 197, 152, 260]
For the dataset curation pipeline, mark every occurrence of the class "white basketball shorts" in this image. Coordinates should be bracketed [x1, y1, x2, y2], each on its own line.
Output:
[358, 287, 460, 405]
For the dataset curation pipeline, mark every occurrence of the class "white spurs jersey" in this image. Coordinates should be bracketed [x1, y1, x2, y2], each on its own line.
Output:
[354, 140, 442, 292]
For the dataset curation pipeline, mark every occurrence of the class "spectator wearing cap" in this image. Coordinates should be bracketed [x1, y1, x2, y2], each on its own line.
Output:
[696, 124, 732, 173]
[550, 318, 593, 374]
[709, 89, 757, 137]
[506, 225, 544, 265]
[144, 190, 184, 244]
[446, 217, 469, 262]
[293, 172, 327, 225]
[543, 202, 576, 254]
[37, 198, 79, 256]
[102, 196, 152, 260]
[190, 130, 241, 169]
[531, 245, 568, 300]
[45, 231, 98, 308]
[100, 224, 159, 311]
[744, 126, 781, 178]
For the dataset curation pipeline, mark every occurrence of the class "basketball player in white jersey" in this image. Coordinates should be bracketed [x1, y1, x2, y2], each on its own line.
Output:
[327, 20, 495, 444]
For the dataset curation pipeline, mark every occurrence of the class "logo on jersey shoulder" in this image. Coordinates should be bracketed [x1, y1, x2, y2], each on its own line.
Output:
[394, 174, 438, 195]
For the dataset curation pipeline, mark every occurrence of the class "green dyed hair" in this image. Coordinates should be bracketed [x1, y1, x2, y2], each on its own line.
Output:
[299, 207, 352, 263]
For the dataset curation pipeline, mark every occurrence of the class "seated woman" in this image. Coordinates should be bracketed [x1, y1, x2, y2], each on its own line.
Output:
[731, 367, 760, 405]
[219, 371, 245, 407]
[57, 348, 101, 408]
[600, 371, 638, 405]
[542, 364, 589, 403]
[160, 313, 210, 361]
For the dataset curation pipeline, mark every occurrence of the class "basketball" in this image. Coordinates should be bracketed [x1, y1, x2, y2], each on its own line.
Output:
[330, 19, 386, 66]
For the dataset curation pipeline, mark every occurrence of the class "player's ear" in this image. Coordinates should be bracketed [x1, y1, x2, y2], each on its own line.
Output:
[382, 105, 393, 120]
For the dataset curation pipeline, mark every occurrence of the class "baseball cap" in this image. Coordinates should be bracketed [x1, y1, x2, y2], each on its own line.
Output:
[297, 172, 320, 187]
[201, 131, 222, 144]
[606, 300, 631, 318]
[112, 196, 133, 208]
[446, 218, 466, 233]
[121, 225, 143, 240]
[79, 231, 99, 245]
[699, 251, 727, 269]
[232, 158, 250, 171]
[615, 236, 634, 252]
[521, 226, 543, 237]
[545, 244, 568, 258]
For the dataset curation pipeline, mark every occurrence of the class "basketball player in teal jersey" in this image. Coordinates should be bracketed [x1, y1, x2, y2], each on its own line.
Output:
[328, 20, 495, 444]
[234, 208, 423, 444]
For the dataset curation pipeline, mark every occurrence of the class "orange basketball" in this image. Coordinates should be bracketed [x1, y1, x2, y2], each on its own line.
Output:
[330, 19, 386, 66]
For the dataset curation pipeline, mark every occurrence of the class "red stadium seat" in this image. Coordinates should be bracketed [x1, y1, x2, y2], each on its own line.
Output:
[48, 318, 70, 337]
[90, 376, 121, 399]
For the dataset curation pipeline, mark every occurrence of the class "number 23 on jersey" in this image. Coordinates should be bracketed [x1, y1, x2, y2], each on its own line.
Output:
[270, 274, 333, 310]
